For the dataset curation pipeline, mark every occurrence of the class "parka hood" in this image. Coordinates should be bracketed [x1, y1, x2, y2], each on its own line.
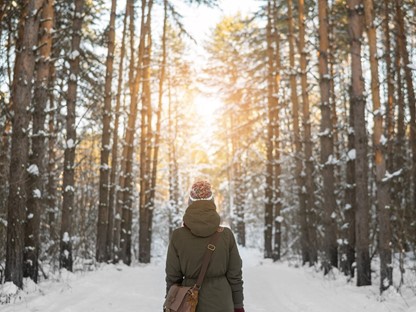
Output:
[183, 200, 220, 237]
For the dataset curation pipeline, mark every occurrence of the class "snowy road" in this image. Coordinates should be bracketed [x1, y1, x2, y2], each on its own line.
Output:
[2, 248, 415, 312]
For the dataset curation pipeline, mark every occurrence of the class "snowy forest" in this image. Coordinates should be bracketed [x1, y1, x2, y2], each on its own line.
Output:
[1, 0, 416, 310]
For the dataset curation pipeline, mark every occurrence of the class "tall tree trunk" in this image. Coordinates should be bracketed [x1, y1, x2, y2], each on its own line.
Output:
[287, 0, 305, 263]
[24, 0, 54, 282]
[264, 0, 274, 259]
[46, 48, 58, 255]
[394, 1, 406, 249]
[96, 0, 117, 263]
[347, 0, 371, 286]
[0, 90, 11, 263]
[109, 0, 129, 262]
[395, 0, 416, 231]
[318, 0, 338, 273]
[5, 0, 44, 288]
[328, 8, 341, 257]
[231, 99, 246, 246]
[168, 79, 180, 238]
[147, 0, 167, 255]
[117, 0, 138, 265]
[138, 9, 154, 263]
[298, 0, 316, 265]
[328, 11, 340, 170]
[384, 0, 394, 174]
[225, 111, 234, 230]
[229, 75, 245, 246]
[345, 85, 356, 277]
[0, 120, 10, 219]
[119, 0, 151, 264]
[364, 0, 392, 292]
[271, 0, 282, 261]
[60, 0, 85, 271]
[235, 170, 246, 247]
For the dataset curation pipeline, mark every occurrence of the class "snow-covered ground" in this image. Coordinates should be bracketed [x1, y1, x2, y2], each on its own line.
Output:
[1, 248, 416, 312]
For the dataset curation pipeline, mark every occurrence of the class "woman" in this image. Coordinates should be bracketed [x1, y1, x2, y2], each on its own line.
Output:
[165, 180, 245, 312]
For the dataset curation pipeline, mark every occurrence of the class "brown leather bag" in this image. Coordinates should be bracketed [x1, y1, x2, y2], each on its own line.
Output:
[163, 227, 223, 312]
[163, 284, 199, 312]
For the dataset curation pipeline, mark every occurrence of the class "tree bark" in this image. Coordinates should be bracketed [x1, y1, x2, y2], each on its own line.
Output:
[46, 42, 59, 255]
[328, 11, 340, 172]
[96, 0, 117, 263]
[271, 0, 282, 261]
[0, 120, 10, 218]
[364, 0, 392, 292]
[138, 6, 154, 263]
[347, 0, 371, 286]
[383, 0, 394, 174]
[111, 0, 130, 263]
[230, 85, 246, 247]
[24, 0, 54, 282]
[146, 0, 167, 257]
[60, 0, 85, 271]
[287, 0, 306, 264]
[117, 0, 139, 265]
[318, 0, 338, 273]
[298, 0, 316, 265]
[235, 171, 246, 247]
[168, 79, 180, 238]
[118, 0, 152, 264]
[393, 1, 406, 249]
[395, 0, 416, 231]
[5, 0, 44, 288]
[264, 0, 274, 259]
[109, 0, 129, 263]
[345, 86, 356, 277]
[149, 0, 167, 228]
[0, 102, 11, 264]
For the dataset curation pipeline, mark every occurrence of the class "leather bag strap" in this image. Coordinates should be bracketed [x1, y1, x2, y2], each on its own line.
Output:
[195, 227, 223, 288]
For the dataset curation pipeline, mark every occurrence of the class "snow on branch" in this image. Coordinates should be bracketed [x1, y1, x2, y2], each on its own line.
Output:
[382, 169, 403, 182]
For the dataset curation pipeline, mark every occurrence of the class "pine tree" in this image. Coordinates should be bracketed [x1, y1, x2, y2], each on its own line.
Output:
[111, 0, 130, 262]
[265, 0, 276, 259]
[60, 0, 85, 271]
[287, 0, 306, 264]
[298, 0, 316, 266]
[6, 0, 44, 288]
[347, 0, 371, 286]
[395, 0, 416, 237]
[96, 0, 117, 263]
[318, 0, 338, 272]
[363, 0, 392, 292]
[24, 0, 54, 282]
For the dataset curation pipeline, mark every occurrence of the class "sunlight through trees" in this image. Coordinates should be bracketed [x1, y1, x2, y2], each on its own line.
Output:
[0, 0, 415, 297]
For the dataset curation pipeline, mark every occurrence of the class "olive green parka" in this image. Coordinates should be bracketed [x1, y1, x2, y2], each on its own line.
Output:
[165, 200, 244, 312]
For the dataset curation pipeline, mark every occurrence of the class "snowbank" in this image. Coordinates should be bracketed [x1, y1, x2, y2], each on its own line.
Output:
[1, 248, 415, 311]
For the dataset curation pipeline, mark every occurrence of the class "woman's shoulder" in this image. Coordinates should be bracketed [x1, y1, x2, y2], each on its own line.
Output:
[171, 225, 235, 239]
[219, 226, 236, 241]
[220, 226, 234, 234]
[172, 226, 188, 237]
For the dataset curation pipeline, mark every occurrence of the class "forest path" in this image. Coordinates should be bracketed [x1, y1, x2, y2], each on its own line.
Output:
[2, 248, 414, 312]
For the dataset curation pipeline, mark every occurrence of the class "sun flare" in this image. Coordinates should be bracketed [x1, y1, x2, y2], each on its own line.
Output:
[193, 95, 223, 125]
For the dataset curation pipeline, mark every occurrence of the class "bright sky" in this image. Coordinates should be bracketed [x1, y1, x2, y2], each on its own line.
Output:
[193, 94, 220, 122]
[177, 0, 260, 44]
[179, 0, 259, 126]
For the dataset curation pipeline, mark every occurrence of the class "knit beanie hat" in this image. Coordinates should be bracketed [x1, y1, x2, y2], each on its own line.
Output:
[189, 180, 213, 201]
